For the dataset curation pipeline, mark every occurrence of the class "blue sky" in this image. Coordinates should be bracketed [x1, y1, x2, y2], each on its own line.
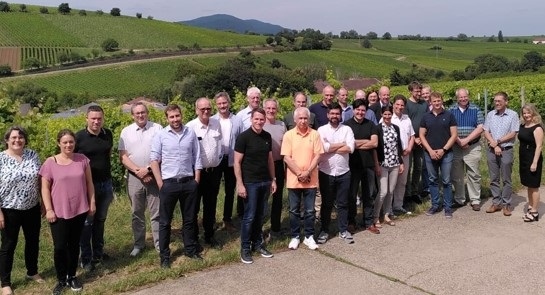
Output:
[23, 0, 545, 36]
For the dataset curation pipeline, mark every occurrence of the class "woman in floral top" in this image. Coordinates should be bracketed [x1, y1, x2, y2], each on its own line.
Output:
[373, 106, 404, 227]
[0, 126, 43, 295]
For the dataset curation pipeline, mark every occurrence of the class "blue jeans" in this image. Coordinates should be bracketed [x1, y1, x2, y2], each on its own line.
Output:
[240, 181, 270, 251]
[80, 179, 113, 264]
[288, 188, 316, 239]
[424, 151, 453, 211]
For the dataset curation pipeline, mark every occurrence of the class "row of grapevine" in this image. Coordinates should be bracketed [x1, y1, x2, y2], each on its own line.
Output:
[21, 47, 72, 66]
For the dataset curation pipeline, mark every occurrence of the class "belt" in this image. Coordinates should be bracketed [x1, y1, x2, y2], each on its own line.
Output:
[467, 138, 480, 146]
[490, 146, 513, 152]
[203, 167, 216, 173]
[163, 176, 193, 183]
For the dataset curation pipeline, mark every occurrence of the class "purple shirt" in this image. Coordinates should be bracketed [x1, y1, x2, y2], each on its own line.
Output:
[39, 153, 90, 219]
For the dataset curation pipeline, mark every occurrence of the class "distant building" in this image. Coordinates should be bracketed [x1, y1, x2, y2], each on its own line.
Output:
[314, 78, 381, 93]
[52, 102, 99, 118]
[532, 38, 545, 44]
[121, 97, 166, 112]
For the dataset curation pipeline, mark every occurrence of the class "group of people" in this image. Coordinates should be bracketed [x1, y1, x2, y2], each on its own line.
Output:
[0, 82, 542, 294]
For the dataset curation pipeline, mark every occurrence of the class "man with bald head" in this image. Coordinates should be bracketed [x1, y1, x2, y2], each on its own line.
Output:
[309, 85, 335, 127]
[369, 86, 391, 118]
[237, 87, 262, 130]
[354, 90, 378, 124]
[284, 92, 317, 130]
[187, 97, 224, 249]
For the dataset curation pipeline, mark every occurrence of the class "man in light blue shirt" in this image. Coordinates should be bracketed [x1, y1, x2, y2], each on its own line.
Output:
[150, 104, 203, 268]
[236, 87, 262, 130]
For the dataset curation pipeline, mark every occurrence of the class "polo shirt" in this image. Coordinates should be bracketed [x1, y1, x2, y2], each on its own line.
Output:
[483, 108, 519, 148]
[405, 99, 428, 137]
[118, 121, 163, 167]
[420, 109, 457, 150]
[75, 128, 113, 182]
[281, 127, 324, 189]
[344, 117, 379, 168]
[263, 120, 287, 161]
[308, 101, 329, 127]
[448, 103, 484, 139]
[234, 127, 272, 183]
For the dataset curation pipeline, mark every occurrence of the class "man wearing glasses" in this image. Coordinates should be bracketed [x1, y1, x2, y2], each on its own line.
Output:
[187, 98, 224, 249]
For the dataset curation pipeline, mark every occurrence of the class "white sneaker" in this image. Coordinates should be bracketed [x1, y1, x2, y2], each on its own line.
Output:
[288, 237, 300, 250]
[303, 236, 319, 250]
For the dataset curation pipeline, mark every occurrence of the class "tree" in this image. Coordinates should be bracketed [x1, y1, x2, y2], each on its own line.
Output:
[96, 9, 104, 15]
[270, 59, 282, 69]
[101, 38, 119, 52]
[498, 30, 504, 42]
[58, 3, 71, 14]
[366, 31, 378, 40]
[487, 35, 496, 42]
[0, 2, 10, 12]
[110, 7, 121, 16]
[274, 35, 282, 45]
[19, 4, 27, 12]
[147, 15, 153, 20]
[457, 33, 469, 41]
[24, 58, 42, 70]
[58, 52, 70, 64]
[361, 38, 372, 48]
[521, 51, 545, 71]
[39, 6, 48, 14]
[265, 36, 274, 45]
[78, 9, 86, 16]
[136, 12, 142, 18]
[382, 32, 392, 40]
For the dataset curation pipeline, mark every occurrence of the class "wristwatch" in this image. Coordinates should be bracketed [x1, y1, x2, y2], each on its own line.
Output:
[442, 148, 448, 153]
[147, 166, 152, 173]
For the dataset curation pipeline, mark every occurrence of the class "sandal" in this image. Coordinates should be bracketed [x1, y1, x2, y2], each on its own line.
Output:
[383, 217, 396, 226]
[2, 286, 13, 295]
[26, 274, 45, 284]
[373, 221, 383, 228]
[523, 211, 539, 222]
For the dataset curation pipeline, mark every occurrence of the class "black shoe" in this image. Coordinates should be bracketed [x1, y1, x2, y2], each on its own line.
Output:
[256, 247, 273, 258]
[411, 195, 423, 204]
[195, 243, 204, 253]
[240, 250, 253, 264]
[451, 202, 465, 209]
[80, 262, 94, 272]
[186, 253, 204, 260]
[205, 237, 223, 249]
[160, 259, 170, 269]
[53, 280, 67, 295]
[67, 276, 82, 292]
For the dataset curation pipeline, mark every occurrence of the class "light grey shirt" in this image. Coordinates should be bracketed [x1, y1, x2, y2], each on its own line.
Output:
[118, 121, 162, 167]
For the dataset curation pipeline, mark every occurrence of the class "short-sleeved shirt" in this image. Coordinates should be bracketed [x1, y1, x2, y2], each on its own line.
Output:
[308, 102, 329, 127]
[75, 128, 113, 182]
[263, 120, 286, 161]
[405, 99, 429, 137]
[118, 121, 162, 167]
[344, 117, 379, 168]
[448, 103, 485, 138]
[483, 108, 520, 148]
[0, 149, 41, 210]
[390, 112, 414, 150]
[39, 153, 90, 219]
[281, 128, 324, 189]
[236, 106, 253, 131]
[420, 109, 458, 150]
[234, 128, 272, 183]
[186, 118, 223, 168]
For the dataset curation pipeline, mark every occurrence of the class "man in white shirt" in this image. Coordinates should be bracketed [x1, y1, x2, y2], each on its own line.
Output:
[317, 102, 355, 244]
[236, 87, 261, 130]
[187, 97, 224, 248]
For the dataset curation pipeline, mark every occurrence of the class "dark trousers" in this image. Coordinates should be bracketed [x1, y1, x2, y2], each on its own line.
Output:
[159, 178, 198, 262]
[0, 205, 41, 287]
[50, 213, 87, 281]
[267, 160, 285, 232]
[80, 179, 113, 264]
[194, 166, 221, 240]
[349, 167, 376, 228]
[319, 171, 351, 234]
[241, 181, 270, 251]
[219, 157, 241, 222]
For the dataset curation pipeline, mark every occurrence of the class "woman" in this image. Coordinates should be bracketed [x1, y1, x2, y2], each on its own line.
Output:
[367, 91, 379, 105]
[0, 126, 43, 295]
[373, 106, 404, 227]
[518, 104, 543, 222]
[39, 129, 95, 295]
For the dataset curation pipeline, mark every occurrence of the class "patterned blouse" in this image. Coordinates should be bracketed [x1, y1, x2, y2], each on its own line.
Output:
[0, 149, 41, 210]
[380, 123, 401, 168]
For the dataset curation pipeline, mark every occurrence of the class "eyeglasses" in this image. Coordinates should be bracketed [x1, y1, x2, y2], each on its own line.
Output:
[199, 108, 212, 112]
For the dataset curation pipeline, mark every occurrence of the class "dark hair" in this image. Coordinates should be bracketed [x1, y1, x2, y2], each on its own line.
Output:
[381, 105, 394, 115]
[251, 108, 266, 118]
[408, 81, 422, 91]
[393, 94, 407, 105]
[56, 129, 75, 143]
[328, 102, 343, 113]
[352, 99, 368, 110]
[494, 91, 509, 101]
[87, 105, 104, 114]
[4, 126, 28, 149]
[164, 104, 181, 116]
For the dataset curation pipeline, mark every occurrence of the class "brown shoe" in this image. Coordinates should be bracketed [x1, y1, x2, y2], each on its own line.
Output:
[503, 205, 512, 216]
[471, 204, 481, 211]
[486, 204, 502, 213]
[366, 225, 380, 234]
[348, 224, 356, 234]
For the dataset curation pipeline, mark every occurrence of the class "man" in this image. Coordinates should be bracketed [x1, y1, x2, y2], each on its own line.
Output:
[421, 84, 433, 110]
[344, 99, 380, 234]
[449, 88, 484, 211]
[150, 104, 202, 268]
[337, 87, 352, 123]
[281, 107, 323, 250]
[236, 87, 261, 130]
[309, 85, 335, 127]
[317, 103, 355, 244]
[419, 92, 458, 218]
[369, 86, 391, 118]
[284, 92, 317, 130]
[263, 99, 287, 238]
[483, 91, 519, 216]
[119, 102, 163, 257]
[354, 89, 378, 124]
[405, 81, 428, 204]
[186, 98, 223, 248]
[75, 105, 114, 271]
[212, 92, 244, 231]
[234, 109, 277, 264]
[390, 95, 415, 215]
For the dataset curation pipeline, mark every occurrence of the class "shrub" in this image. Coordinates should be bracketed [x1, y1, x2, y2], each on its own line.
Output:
[0, 1, 11, 12]
[177, 44, 189, 51]
[0, 65, 12, 76]
[147, 15, 153, 20]
[101, 38, 119, 52]
[136, 12, 142, 19]
[39, 7, 48, 14]
[58, 3, 71, 14]
[78, 9, 86, 16]
[19, 4, 27, 12]
[96, 9, 103, 15]
[110, 7, 121, 16]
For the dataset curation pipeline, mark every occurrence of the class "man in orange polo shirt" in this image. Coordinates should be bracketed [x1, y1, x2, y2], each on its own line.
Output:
[281, 107, 324, 251]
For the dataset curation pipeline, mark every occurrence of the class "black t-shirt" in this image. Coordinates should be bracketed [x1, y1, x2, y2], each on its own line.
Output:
[344, 118, 379, 168]
[234, 128, 272, 183]
[75, 128, 113, 182]
[420, 110, 457, 150]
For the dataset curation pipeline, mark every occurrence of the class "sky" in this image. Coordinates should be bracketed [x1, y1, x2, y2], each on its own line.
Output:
[23, 0, 545, 37]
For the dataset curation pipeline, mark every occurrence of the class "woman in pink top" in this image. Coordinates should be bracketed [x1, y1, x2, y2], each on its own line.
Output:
[39, 129, 95, 295]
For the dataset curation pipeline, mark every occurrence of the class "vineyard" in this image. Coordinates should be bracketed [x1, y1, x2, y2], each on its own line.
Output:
[21, 47, 72, 67]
